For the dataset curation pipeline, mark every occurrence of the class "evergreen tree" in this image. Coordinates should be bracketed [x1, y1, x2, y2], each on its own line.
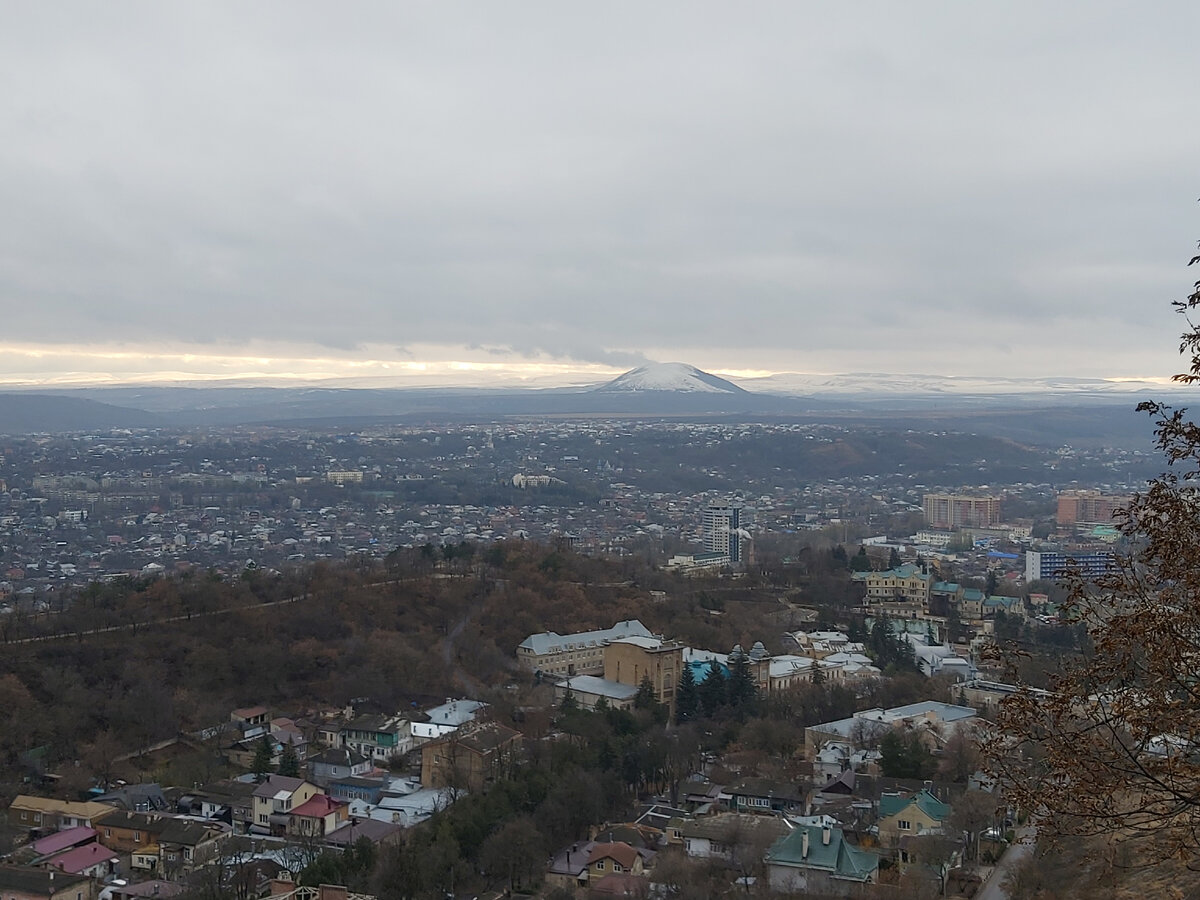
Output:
[831, 544, 849, 568]
[251, 734, 275, 782]
[849, 546, 873, 572]
[727, 645, 757, 709]
[278, 739, 300, 778]
[675, 663, 699, 723]
[634, 674, 657, 709]
[889, 547, 903, 569]
[811, 661, 826, 685]
[698, 660, 727, 718]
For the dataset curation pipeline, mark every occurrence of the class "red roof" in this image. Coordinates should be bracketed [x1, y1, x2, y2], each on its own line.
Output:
[290, 794, 346, 819]
[588, 842, 638, 870]
[48, 842, 120, 874]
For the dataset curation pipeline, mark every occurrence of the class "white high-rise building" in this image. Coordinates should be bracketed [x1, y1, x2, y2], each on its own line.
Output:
[703, 503, 755, 563]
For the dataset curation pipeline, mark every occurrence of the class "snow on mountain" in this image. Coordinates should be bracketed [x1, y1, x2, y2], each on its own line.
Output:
[732, 371, 1184, 397]
[594, 362, 746, 394]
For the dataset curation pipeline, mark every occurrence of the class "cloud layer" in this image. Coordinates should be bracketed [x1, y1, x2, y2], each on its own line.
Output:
[1, 2, 1197, 383]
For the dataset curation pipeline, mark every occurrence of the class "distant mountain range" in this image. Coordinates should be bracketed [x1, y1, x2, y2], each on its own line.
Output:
[0, 362, 1194, 448]
[594, 362, 746, 394]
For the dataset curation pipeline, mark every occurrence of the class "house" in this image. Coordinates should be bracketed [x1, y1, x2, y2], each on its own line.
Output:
[92, 783, 168, 813]
[0, 866, 95, 900]
[340, 714, 411, 762]
[724, 778, 805, 815]
[251, 776, 320, 836]
[287, 794, 349, 838]
[586, 843, 644, 880]
[157, 820, 226, 877]
[411, 699, 488, 743]
[7, 797, 116, 833]
[231, 706, 271, 731]
[679, 813, 791, 861]
[323, 817, 403, 851]
[326, 775, 387, 805]
[764, 823, 879, 895]
[307, 747, 372, 788]
[179, 780, 256, 832]
[877, 789, 951, 848]
[545, 840, 650, 893]
[95, 810, 170, 853]
[25, 827, 97, 860]
[108, 881, 185, 900]
[43, 843, 120, 879]
[420, 721, 521, 792]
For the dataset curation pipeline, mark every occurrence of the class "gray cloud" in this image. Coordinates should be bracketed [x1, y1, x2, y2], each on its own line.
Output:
[0, 2, 1197, 379]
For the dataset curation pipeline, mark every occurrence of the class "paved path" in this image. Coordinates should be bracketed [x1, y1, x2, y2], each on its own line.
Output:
[975, 826, 1037, 900]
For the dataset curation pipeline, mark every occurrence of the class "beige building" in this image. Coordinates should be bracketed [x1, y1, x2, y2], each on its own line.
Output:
[516, 619, 653, 676]
[857, 565, 933, 604]
[604, 636, 684, 714]
[923, 493, 1001, 529]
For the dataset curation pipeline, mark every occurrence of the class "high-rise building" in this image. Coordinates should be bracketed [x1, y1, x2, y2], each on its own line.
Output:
[922, 493, 1002, 529]
[1056, 491, 1131, 526]
[703, 503, 755, 563]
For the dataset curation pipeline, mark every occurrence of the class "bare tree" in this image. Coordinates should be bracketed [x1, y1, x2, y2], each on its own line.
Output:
[986, 236, 1200, 861]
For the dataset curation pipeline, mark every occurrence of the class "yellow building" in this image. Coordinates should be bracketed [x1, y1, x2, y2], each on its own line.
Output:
[604, 636, 684, 714]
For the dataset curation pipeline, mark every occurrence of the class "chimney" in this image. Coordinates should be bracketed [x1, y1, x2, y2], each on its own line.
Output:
[822, 825, 832, 846]
[801, 830, 809, 858]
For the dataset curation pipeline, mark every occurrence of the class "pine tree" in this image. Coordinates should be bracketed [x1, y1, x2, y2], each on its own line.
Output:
[278, 739, 300, 778]
[251, 734, 275, 782]
[727, 645, 757, 709]
[676, 663, 699, 723]
[634, 674, 657, 709]
[698, 660, 727, 718]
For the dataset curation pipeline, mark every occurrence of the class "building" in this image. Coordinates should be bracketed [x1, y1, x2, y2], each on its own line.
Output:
[1056, 490, 1131, 526]
[0, 866, 95, 900]
[765, 823, 880, 894]
[922, 494, 1001, 529]
[805, 701, 978, 756]
[702, 503, 755, 564]
[1025, 549, 1115, 581]
[419, 721, 522, 793]
[877, 789, 951, 848]
[604, 635, 684, 714]
[516, 619, 654, 676]
[250, 776, 320, 836]
[856, 564, 933, 604]
[6, 798, 116, 833]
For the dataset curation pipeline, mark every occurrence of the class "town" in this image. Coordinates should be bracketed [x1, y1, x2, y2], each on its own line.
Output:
[0, 417, 1146, 898]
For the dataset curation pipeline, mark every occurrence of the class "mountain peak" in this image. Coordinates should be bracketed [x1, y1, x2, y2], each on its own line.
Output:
[594, 362, 746, 394]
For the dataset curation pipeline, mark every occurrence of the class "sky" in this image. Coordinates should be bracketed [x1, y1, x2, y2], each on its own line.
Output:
[1, 2, 1198, 388]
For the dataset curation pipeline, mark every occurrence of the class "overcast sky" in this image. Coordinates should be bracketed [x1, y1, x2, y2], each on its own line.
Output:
[1, 2, 1198, 387]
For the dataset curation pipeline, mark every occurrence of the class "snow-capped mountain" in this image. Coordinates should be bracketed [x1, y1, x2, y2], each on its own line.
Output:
[594, 362, 747, 394]
[732, 371, 1185, 398]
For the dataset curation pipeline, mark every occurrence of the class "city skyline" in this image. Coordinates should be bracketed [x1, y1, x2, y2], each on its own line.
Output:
[1, 3, 1198, 387]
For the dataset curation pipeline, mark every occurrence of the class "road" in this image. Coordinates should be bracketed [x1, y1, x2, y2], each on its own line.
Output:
[975, 826, 1037, 900]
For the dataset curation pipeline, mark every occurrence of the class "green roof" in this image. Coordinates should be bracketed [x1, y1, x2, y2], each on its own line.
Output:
[878, 789, 950, 823]
[766, 825, 879, 882]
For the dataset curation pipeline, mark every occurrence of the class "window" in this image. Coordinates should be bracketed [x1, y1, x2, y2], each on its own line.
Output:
[613, 863, 623, 873]
[134, 831, 141, 843]
[898, 820, 911, 831]
[595, 860, 605, 871]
